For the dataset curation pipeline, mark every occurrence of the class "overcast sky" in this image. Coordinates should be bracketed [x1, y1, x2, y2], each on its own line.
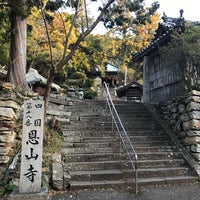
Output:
[91, 0, 200, 34]
[145, 0, 200, 21]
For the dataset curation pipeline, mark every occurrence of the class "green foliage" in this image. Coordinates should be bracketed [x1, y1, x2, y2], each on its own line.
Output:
[65, 78, 94, 88]
[84, 88, 97, 99]
[0, 2, 10, 67]
[0, 0, 161, 89]
[44, 126, 63, 154]
[0, 180, 17, 197]
[160, 23, 200, 90]
[102, 0, 159, 29]
[71, 71, 87, 81]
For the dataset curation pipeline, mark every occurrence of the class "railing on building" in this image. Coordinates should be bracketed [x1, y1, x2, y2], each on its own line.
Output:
[103, 82, 138, 194]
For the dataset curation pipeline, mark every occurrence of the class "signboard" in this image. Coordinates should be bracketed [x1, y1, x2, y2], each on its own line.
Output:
[19, 100, 44, 193]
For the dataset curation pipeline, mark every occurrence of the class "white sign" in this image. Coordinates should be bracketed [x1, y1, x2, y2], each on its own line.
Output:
[19, 100, 44, 193]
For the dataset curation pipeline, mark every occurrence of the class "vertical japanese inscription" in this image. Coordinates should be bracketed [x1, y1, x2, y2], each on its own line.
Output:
[19, 100, 44, 193]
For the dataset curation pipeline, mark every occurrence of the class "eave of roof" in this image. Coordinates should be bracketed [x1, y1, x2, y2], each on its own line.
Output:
[131, 11, 185, 62]
[116, 80, 143, 97]
[132, 30, 172, 62]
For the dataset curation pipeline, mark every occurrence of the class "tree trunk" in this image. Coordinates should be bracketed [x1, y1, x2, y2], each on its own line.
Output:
[43, 68, 56, 116]
[43, 0, 115, 117]
[8, 6, 28, 89]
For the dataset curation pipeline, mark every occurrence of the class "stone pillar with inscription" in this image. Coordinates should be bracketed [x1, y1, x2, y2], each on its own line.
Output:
[8, 100, 47, 200]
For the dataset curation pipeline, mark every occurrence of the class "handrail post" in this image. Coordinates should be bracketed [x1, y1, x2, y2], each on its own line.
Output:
[111, 110, 114, 134]
[135, 163, 138, 194]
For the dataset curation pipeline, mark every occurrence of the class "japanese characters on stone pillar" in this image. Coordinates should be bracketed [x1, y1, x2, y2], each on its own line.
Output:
[19, 100, 44, 193]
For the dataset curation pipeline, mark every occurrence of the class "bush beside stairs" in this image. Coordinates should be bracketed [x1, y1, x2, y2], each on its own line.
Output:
[52, 98, 199, 192]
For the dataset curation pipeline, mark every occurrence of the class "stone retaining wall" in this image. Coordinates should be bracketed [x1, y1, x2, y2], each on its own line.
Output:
[0, 84, 24, 180]
[157, 90, 200, 161]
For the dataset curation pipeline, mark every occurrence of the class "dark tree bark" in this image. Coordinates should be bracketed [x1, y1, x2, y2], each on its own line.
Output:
[8, 12, 26, 85]
[7, 0, 30, 91]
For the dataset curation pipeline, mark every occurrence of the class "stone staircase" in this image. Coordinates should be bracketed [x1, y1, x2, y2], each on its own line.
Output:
[60, 99, 199, 191]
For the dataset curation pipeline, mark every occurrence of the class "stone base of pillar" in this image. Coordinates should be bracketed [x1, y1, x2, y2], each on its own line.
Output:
[7, 188, 48, 200]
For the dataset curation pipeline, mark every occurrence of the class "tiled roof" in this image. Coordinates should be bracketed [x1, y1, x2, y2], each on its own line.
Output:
[116, 80, 142, 97]
[132, 10, 185, 62]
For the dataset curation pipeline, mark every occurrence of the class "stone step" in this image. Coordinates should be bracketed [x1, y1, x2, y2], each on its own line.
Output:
[62, 139, 173, 150]
[61, 125, 112, 131]
[62, 130, 114, 137]
[63, 159, 187, 172]
[115, 105, 147, 110]
[63, 136, 117, 143]
[62, 129, 166, 137]
[83, 120, 160, 128]
[62, 124, 162, 131]
[69, 176, 198, 191]
[62, 142, 118, 149]
[62, 137, 174, 148]
[78, 114, 155, 121]
[69, 167, 192, 182]
[62, 134, 168, 142]
[137, 176, 198, 187]
[63, 136, 174, 147]
[120, 135, 169, 141]
[135, 145, 177, 153]
[62, 135, 169, 144]
[57, 99, 199, 192]
[131, 140, 173, 147]
[137, 152, 182, 160]
[63, 151, 182, 163]
[117, 112, 152, 116]
[62, 140, 175, 154]
[136, 159, 186, 168]
[69, 169, 124, 182]
[69, 179, 126, 190]
[61, 147, 119, 154]
[63, 152, 121, 162]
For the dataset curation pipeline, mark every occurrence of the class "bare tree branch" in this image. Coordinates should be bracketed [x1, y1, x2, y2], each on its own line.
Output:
[57, 0, 115, 68]
[39, 0, 54, 69]
[84, 0, 89, 29]
[63, 0, 80, 58]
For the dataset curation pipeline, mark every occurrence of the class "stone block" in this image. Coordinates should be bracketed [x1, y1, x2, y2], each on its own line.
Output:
[0, 155, 10, 163]
[46, 109, 71, 118]
[178, 104, 185, 114]
[183, 120, 200, 131]
[178, 113, 189, 122]
[170, 106, 177, 113]
[177, 131, 186, 139]
[188, 90, 200, 97]
[185, 96, 200, 104]
[191, 144, 200, 153]
[0, 100, 21, 110]
[52, 153, 62, 163]
[189, 111, 200, 120]
[186, 102, 200, 112]
[187, 130, 200, 137]
[184, 136, 200, 145]
[192, 153, 200, 161]
[57, 117, 70, 125]
[52, 162, 63, 190]
[63, 171, 71, 189]
[0, 107, 17, 120]
[0, 146, 12, 155]
[7, 188, 48, 200]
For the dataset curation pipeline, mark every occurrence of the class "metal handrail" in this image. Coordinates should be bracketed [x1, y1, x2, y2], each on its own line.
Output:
[103, 82, 138, 194]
